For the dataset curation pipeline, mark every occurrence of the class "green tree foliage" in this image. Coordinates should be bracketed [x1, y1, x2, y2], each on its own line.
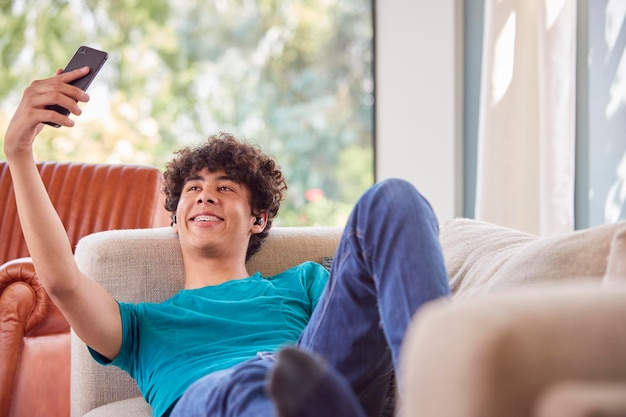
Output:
[0, 0, 374, 226]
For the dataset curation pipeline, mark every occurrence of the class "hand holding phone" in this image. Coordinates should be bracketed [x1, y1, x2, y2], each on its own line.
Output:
[44, 45, 108, 127]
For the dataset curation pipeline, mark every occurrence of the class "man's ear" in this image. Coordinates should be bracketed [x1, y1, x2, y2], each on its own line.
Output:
[171, 214, 179, 233]
[252, 212, 268, 232]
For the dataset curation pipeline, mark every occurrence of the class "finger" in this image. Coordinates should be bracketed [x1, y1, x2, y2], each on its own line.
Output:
[55, 68, 63, 75]
[19, 88, 84, 126]
[27, 75, 90, 103]
[42, 108, 75, 128]
[49, 97, 83, 117]
[26, 87, 84, 116]
[59, 66, 90, 83]
[58, 67, 91, 102]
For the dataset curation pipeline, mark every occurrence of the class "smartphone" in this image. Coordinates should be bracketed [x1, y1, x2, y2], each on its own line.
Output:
[44, 45, 108, 127]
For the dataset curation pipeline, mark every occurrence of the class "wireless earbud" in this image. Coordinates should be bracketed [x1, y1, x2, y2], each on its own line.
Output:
[172, 215, 177, 225]
[254, 217, 264, 225]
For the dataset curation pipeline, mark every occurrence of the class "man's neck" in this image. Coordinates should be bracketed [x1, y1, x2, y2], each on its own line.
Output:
[182, 250, 250, 289]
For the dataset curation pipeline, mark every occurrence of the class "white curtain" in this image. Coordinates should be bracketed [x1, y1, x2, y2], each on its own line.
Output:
[475, 0, 577, 235]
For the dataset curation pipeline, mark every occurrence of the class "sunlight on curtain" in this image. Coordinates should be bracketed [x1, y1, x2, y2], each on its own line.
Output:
[603, 0, 626, 223]
[475, 0, 577, 235]
[604, 0, 626, 119]
[491, 11, 516, 106]
[491, 12, 515, 107]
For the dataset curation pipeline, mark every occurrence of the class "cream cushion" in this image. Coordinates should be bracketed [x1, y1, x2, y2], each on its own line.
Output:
[603, 225, 626, 285]
[71, 226, 342, 417]
[439, 218, 626, 298]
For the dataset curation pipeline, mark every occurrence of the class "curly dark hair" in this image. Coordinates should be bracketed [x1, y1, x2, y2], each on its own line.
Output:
[163, 133, 287, 260]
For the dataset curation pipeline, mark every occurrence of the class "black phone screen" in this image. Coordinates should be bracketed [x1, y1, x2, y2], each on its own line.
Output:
[44, 45, 108, 127]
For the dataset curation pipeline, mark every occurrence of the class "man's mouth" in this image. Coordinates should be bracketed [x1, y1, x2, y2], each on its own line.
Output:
[192, 215, 221, 222]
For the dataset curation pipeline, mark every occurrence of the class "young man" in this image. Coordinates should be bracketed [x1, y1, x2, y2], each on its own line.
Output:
[4, 67, 451, 417]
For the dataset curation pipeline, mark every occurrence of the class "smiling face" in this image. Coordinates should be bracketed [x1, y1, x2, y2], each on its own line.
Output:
[163, 133, 287, 260]
[173, 167, 266, 261]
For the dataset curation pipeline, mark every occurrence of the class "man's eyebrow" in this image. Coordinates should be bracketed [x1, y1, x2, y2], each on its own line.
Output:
[216, 174, 241, 184]
[183, 174, 241, 184]
[183, 175, 203, 183]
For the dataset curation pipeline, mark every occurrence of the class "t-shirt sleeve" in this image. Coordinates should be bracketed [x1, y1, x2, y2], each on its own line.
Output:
[302, 261, 330, 312]
[88, 301, 139, 377]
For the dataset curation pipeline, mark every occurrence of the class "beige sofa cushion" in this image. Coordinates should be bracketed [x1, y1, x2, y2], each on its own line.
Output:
[440, 218, 626, 299]
[603, 225, 626, 285]
[83, 397, 151, 417]
[72, 226, 342, 417]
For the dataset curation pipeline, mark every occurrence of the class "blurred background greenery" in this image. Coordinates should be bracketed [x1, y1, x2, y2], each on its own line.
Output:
[0, 0, 374, 226]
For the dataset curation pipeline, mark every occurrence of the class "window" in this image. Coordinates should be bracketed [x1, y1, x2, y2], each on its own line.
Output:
[0, 0, 374, 226]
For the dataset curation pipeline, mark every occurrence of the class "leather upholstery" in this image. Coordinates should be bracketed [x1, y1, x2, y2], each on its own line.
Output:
[0, 161, 170, 417]
[0, 161, 169, 264]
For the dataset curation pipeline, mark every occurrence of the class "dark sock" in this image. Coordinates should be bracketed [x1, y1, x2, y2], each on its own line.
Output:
[267, 347, 367, 417]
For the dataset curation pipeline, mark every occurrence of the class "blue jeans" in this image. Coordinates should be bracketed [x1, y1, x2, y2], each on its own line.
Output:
[170, 179, 451, 417]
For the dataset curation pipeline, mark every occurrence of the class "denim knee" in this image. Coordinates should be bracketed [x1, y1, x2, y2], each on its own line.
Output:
[358, 178, 434, 222]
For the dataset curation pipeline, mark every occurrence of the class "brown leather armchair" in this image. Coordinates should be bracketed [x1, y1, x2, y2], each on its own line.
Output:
[0, 161, 170, 417]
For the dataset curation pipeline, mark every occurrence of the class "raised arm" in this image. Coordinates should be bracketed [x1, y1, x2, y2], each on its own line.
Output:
[3, 68, 122, 360]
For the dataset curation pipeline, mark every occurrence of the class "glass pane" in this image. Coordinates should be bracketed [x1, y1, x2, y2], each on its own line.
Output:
[0, 0, 374, 226]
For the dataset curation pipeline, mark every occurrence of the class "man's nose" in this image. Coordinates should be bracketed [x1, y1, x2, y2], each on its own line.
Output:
[197, 192, 217, 204]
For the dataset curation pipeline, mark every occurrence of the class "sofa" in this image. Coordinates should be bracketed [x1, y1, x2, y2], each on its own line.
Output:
[71, 226, 343, 417]
[71, 218, 626, 417]
[69, 218, 626, 417]
[0, 161, 170, 417]
[401, 218, 626, 417]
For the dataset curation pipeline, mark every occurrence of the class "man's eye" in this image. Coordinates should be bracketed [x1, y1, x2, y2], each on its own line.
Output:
[219, 186, 233, 192]
[187, 185, 200, 191]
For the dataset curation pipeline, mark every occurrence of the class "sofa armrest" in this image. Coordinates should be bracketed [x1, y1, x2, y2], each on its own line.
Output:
[0, 259, 70, 335]
[0, 258, 70, 417]
[535, 380, 626, 417]
[400, 284, 626, 417]
[71, 226, 342, 417]
[0, 260, 37, 417]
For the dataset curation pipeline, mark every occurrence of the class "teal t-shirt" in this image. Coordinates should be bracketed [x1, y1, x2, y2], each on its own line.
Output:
[89, 261, 329, 417]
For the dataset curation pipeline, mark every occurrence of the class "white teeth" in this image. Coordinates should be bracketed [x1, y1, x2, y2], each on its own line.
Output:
[194, 215, 219, 222]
